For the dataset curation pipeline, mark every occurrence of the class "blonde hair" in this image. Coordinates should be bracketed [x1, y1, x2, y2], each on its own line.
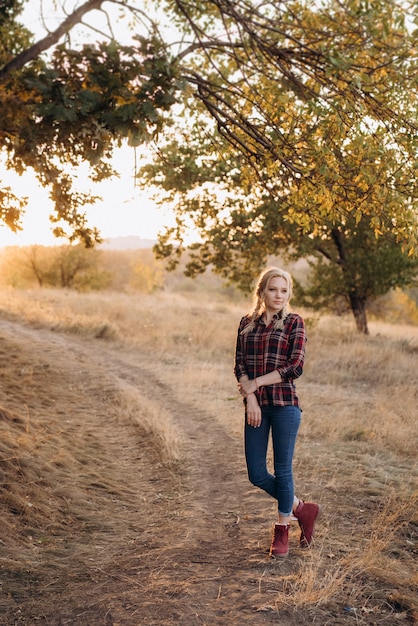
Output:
[241, 266, 293, 335]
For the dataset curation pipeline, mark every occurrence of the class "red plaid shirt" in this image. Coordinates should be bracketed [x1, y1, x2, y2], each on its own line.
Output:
[234, 312, 306, 408]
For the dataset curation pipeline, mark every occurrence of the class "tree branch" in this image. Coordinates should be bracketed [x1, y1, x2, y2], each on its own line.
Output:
[0, 0, 105, 81]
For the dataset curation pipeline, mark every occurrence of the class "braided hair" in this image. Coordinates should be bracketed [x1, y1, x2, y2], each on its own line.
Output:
[241, 266, 293, 335]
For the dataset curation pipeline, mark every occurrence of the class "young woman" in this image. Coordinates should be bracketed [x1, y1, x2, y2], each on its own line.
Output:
[234, 266, 321, 557]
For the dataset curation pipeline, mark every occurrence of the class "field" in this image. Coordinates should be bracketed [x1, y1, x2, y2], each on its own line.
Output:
[0, 286, 417, 625]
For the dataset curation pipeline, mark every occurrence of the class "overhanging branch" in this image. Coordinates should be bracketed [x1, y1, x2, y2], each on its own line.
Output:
[0, 0, 105, 81]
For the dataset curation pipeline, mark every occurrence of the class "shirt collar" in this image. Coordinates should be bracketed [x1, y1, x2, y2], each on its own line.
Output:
[256, 312, 282, 326]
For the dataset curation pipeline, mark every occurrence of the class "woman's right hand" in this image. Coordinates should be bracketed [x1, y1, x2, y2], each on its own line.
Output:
[246, 394, 262, 428]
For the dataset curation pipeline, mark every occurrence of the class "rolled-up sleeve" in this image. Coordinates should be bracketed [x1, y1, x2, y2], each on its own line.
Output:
[276, 316, 306, 382]
[234, 317, 248, 381]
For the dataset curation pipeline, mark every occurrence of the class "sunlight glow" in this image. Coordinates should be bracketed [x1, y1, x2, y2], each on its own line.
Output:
[0, 146, 175, 247]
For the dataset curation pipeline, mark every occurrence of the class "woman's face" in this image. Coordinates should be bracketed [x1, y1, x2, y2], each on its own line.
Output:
[263, 276, 289, 314]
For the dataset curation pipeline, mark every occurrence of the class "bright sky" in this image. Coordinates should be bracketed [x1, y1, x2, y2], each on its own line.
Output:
[0, 2, 177, 248]
[0, 146, 175, 247]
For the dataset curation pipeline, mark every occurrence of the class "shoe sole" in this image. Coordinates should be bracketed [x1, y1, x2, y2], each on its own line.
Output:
[270, 550, 289, 558]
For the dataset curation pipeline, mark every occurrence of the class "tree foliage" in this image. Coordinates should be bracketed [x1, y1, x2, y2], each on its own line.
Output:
[137, 0, 418, 332]
[1, 1, 418, 331]
[0, 0, 183, 244]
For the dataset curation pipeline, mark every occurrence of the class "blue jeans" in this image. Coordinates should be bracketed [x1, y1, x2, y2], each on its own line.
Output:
[245, 405, 301, 516]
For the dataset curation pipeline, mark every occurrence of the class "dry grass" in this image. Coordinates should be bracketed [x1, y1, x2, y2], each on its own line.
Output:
[1, 286, 417, 486]
[295, 315, 418, 456]
[113, 387, 183, 462]
[4, 287, 416, 455]
[0, 286, 417, 624]
[270, 492, 418, 610]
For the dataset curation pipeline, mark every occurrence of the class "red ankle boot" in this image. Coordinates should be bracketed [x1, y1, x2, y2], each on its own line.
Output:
[294, 500, 321, 548]
[269, 523, 289, 558]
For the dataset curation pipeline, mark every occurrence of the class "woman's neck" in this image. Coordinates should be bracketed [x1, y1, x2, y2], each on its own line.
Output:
[263, 310, 281, 325]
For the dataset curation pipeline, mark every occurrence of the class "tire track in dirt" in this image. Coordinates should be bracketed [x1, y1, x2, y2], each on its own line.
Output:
[98, 350, 262, 624]
[98, 350, 246, 514]
[0, 318, 246, 521]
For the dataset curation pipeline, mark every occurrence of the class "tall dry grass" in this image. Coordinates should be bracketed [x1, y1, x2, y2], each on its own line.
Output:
[1, 287, 416, 456]
[267, 493, 418, 612]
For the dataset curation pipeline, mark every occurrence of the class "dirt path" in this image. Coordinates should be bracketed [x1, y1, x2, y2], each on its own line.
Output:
[0, 318, 416, 626]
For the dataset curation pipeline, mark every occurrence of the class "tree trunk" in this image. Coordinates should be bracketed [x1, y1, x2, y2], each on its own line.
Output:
[349, 293, 369, 334]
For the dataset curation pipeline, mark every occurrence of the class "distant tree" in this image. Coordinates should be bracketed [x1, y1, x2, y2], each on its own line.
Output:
[23, 245, 48, 287]
[0, 246, 23, 287]
[46, 245, 108, 289]
[366, 288, 418, 326]
[0, 244, 110, 289]
[292, 219, 418, 334]
[130, 257, 164, 293]
[0, 245, 56, 287]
